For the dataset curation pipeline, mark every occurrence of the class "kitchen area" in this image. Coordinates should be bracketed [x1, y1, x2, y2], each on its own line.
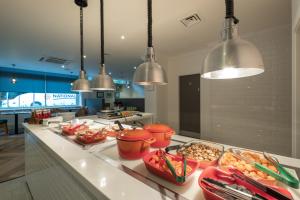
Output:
[0, 0, 300, 200]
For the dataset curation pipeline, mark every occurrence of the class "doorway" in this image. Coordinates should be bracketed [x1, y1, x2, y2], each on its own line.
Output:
[179, 74, 200, 138]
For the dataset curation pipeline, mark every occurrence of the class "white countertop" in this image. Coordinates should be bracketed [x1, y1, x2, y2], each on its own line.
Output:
[79, 113, 153, 124]
[24, 122, 170, 200]
[23, 119, 300, 200]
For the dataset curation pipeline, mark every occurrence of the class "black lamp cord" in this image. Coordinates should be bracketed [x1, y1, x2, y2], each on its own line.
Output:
[80, 6, 84, 71]
[147, 0, 153, 47]
[100, 0, 105, 65]
[225, 0, 239, 24]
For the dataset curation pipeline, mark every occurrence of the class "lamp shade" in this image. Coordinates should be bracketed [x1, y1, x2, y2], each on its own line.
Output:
[133, 47, 167, 85]
[202, 19, 264, 79]
[72, 70, 91, 92]
[90, 64, 115, 91]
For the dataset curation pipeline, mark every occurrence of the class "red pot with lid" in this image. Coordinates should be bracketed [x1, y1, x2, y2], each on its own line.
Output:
[116, 129, 156, 160]
[144, 124, 175, 148]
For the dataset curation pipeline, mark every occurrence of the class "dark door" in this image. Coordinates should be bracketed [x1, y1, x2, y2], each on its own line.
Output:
[179, 74, 200, 138]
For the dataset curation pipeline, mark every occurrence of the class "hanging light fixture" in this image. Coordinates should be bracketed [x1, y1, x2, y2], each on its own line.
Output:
[133, 0, 167, 85]
[202, 0, 264, 79]
[72, 0, 91, 92]
[90, 0, 115, 91]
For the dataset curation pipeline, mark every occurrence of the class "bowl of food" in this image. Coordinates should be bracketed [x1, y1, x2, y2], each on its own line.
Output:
[143, 150, 199, 185]
[61, 123, 89, 136]
[167, 140, 224, 169]
[218, 148, 279, 185]
[75, 129, 107, 144]
[199, 166, 293, 200]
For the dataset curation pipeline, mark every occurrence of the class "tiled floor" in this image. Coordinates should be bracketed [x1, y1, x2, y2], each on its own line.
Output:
[0, 134, 25, 182]
[0, 177, 32, 200]
[0, 134, 31, 200]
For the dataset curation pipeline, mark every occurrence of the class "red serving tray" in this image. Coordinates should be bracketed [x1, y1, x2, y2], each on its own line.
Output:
[199, 166, 293, 200]
[143, 150, 199, 185]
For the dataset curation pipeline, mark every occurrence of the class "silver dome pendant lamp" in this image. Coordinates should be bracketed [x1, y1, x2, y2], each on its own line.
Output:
[202, 0, 264, 79]
[90, 0, 115, 91]
[133, 0, 167, 85]
[72, 0, 91, 92]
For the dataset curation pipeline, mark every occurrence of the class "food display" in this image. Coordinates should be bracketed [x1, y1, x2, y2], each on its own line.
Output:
[199, 166, 293, 200]
[143, 150, 199, 185]
[143, 124, 174, 148]
[116, 129, 156, 159]
[75, 129, 107, 144]
[62, 123, 89, 135]
[148, 152, 193, 176]
[47, 118, 297, 200]
[219, 150, 278, 185]
[101, 124, 122, 137]
[175, 141, 224, 168]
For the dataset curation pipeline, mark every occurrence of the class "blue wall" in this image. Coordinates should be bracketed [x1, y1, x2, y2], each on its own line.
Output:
[0, 67, 76, 93]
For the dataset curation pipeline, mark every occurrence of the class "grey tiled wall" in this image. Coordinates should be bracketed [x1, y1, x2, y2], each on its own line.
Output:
[201, 26, 292, 156]
[167, 25, 292, 156]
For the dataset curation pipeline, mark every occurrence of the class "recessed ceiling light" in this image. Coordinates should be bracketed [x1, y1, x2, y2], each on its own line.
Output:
[121, 35, 125, 40]
[83, 55, 86, 58]
[11, 78, 17, 84]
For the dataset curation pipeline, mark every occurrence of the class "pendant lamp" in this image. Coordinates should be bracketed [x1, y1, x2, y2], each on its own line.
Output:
[90, 0, 115, 91]
[202, 0, 264, 79]
[133, 0, 167, 85]
[72, 0, 91, 92]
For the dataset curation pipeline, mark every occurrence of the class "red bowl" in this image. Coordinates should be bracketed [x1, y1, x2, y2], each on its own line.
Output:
[143, 150, 199, 185]
[199, 167, 293, 200]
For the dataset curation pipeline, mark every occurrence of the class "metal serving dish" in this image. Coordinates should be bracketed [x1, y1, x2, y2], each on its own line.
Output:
[166, 140, 224, 169]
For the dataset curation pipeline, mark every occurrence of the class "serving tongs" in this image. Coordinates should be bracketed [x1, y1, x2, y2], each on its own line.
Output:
[228, 149, 299, 189]
[229, 168, 293, 200]
[165, 140, 207, 154]
[160, 150, 187, 183]
[201, 177, 267, 200]
[114, 120, 125, 131]
[263, 152, 299, 189]
[132, 120, 144, 129]
[70, 121, 87, 131]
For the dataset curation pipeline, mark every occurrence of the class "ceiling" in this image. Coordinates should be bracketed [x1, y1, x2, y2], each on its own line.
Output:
[0, 0, 291, 80]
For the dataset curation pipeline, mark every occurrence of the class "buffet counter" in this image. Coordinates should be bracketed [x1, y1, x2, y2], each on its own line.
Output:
[23, 120, 300, 200]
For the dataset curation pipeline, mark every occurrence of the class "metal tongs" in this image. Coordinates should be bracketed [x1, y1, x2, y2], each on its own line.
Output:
[229, 149, 299, 189]
[229, 168, 293, 200]
[201, 177, 267, 200]
[114, 120, 125, 131]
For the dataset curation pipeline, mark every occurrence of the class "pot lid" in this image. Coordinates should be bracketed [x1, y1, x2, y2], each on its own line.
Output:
[117, 129, 152, 141]
[144, 124, 173, 133]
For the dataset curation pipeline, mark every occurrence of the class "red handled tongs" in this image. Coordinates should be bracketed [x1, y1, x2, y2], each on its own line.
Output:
[229, 168, 293, 200]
